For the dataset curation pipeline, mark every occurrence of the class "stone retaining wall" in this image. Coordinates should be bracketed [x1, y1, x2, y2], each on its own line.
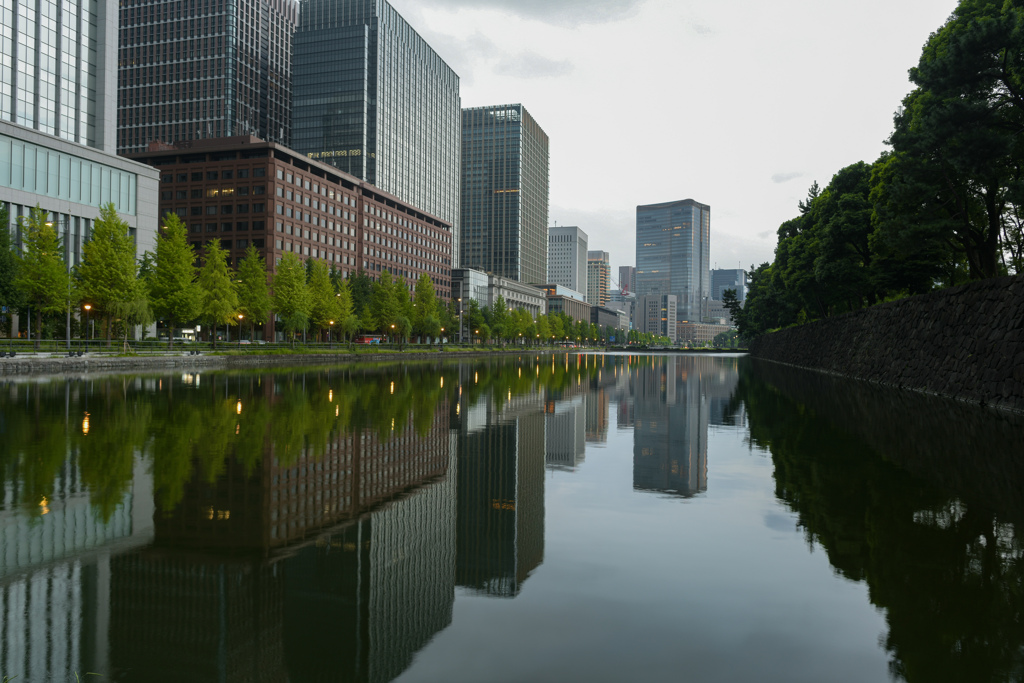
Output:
[749, 274, 1024, 413]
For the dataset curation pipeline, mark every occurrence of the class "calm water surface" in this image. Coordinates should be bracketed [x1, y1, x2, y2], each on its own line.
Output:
[1, 353, 1023, 682]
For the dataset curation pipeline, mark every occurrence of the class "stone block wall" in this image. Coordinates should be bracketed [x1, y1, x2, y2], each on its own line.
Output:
[749, 274, 1024, 413]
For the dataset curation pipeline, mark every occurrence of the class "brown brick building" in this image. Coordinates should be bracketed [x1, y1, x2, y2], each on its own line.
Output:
[130, 136, 454, 331]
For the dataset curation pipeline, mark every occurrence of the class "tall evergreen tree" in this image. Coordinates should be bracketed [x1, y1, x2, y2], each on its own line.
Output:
[78, 203, 144, 347]
[236, 244, 271, 341]
[307, 259, 340, 342]
[272, 252, 310, 348]
[14, 206, 71, 349]
[197, 239, 239, 349]
[148, 214, 201, 349]
[412, 273, 437, 338]
[369, 269, 397, 335]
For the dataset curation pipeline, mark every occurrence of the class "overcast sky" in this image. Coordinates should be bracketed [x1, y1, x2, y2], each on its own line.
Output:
[389, 0, 955, 281]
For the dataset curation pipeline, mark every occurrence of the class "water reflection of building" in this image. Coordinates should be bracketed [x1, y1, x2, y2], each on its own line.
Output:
[109, 398, 457, 682]
[545, 396, 586, 471]
[0, 457, 154, 682]
[455, 392, 545, 598]
[154, 396, 452, 553]
[284, 447, 457, 683]
[632, 356, 709, 497]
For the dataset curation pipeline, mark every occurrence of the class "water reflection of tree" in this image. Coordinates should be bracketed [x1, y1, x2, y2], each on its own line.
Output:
[734, 361, 1024, 682]
[0, 356, 612, 523]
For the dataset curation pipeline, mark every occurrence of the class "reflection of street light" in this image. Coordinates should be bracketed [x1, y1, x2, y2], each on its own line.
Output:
[83, 304, 92, 352]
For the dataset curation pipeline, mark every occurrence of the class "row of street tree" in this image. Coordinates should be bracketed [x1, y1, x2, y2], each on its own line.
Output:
[0, 205, 663, 348]
[729, 0, 1024, 342]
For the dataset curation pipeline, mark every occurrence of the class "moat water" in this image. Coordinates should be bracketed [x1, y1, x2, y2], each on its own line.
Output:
[1, 353, 1023, 682]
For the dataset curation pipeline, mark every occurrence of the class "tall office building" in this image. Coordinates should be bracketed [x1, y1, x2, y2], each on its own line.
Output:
[636, 199, 710, 323]
[619, 265, 636, 295]
[292, 0, 461, 264]
[547, 225, 588, 294]
[461, 103, 549, 285]
[711, 268, 747, 303]
[116, 0, 297, 154]
[1, 0, 159, 321]
[587, 250, 610, 306]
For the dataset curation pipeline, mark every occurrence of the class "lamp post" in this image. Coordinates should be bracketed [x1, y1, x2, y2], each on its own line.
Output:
[329, 320, 334, 349]
[457, 297, 463, 345]
[83, 304, 91, 352]
[237, 314, 244, 347]
[391, 323, 395, 348]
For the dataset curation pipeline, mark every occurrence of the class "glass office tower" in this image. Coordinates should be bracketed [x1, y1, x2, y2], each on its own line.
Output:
[1, 0, 159, 322]
[636, 199, 711, 323]
[292, 0, 461, 264]
[116, 0, 297, 154]
[461, 104, 549, 285]
[0, 0, 115, 150]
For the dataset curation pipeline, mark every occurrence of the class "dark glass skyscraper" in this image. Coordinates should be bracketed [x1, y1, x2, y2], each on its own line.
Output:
[461, 103, 549, 285]
[116, 0, 297, 154]
[636, 199, 711, 323]
[292, 0, 461, 263]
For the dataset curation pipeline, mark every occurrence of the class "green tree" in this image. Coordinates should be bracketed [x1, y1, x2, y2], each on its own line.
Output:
[885, 0, 1024, 280]
[536, 314, 551, 344]
[393, 313, 412, 350]
[334, 278, 354, 345]
[236, 244, 271, 341]
[148, 214, 201, 348]
[369, 269, 398, 335]
[393, 276, 414, 331]
[0, 203, 22, 339]
[348, 270, 373, 319]
[307, 259, 340, 342]
[197, 239, 239, 349]
[77, 204, 142, 347]
[14, 207, 71, 350]
[272, 252, 310, 348]
[490, 295, 509, 344]
[413, 273, 438, 339]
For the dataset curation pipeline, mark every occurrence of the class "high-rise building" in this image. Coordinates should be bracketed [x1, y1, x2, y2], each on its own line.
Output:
[618, 266, 636, 296]
[711, 268, 747, 303]
[116, 0, 297, 154]
[292, 0, 461, 264]
[547, 225, 588, 294]
[638, 294, 677, 343]
[587, 250, 610, 306]
[636, 199, 710, 323]
[461, 104, 549, 285]
[1, 0, 159, 338]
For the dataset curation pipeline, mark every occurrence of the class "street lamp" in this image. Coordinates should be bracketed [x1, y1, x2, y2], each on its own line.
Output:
[237, 314, 244, 347]
[83, 304, 91, 352]
[391, 323, 395, 347]
[329, 320, 334, 349]
[457, 297, 463, 345]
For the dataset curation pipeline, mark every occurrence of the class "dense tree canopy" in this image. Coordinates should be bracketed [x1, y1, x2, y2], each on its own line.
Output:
[733, 0, 1024, 342]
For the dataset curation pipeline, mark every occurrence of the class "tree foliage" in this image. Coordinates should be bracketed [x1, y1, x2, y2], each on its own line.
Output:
[236, 244, 271, 341]
[14, 207, 71, 348]
[197, 239, 239, 349]
[78, 204, 147, 347]
[272, 252, 310, 347]
[148, 214, 200, 348]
